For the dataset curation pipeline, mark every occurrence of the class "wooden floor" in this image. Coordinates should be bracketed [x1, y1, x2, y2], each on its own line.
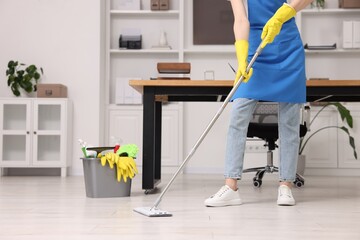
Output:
[0, 173, 360, 240]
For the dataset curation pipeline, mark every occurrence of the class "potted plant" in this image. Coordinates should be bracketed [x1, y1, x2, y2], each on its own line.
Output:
[311, 0, 326, 9]
[6, 60, 43, 97]
[298, 102, 357, 174]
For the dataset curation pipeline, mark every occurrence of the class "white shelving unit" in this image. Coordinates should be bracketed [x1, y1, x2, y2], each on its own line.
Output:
[296, 7, 360, 80]
[0, 98, 72, 177]
[105, 0, 184, 170]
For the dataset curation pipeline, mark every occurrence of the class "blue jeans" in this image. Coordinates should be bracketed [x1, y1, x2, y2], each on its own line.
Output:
[224, 98, 301, 182]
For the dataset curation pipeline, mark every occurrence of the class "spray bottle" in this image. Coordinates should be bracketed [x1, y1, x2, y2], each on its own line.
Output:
[78, 139, 88, 158]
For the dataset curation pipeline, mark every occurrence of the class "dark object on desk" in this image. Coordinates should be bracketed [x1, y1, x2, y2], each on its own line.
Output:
[304, 43, 337, 50]
[308, 78, 330, 80]
[157, 62, 191, 74]
[119, 35, 142, 49]
[156, 77, 191, 80]
[339, 0, 360, 8]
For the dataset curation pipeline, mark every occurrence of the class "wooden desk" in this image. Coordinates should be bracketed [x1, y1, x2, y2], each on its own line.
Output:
[129, 80, 360, 191]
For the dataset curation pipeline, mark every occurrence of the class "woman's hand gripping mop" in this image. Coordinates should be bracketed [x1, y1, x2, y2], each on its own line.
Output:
[133, 42, 265, 217]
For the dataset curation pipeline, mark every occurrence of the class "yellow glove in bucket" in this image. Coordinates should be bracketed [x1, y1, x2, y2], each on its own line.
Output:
[115, 156, 138, 182]
[234, 40, 253, 85]
[101, 152, 117, 169]
[261, 3, 296, 48]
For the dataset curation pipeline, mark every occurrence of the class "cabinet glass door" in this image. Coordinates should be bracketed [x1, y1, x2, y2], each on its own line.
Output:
[0, 100, 31, 166]
[32, 100, 65, 166]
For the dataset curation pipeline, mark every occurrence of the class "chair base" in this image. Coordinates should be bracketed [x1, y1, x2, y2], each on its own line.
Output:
[243, 151, 305, 188]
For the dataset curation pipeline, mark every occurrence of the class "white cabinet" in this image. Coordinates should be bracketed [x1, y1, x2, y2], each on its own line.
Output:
[304, 104, 360, 173]
[0, 98, 72, 177]
[338, 104, 360, 169]
[302, 107, 338, 168]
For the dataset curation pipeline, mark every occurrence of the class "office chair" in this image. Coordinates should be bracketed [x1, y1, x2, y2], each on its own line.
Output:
[243, 102, 308, 188]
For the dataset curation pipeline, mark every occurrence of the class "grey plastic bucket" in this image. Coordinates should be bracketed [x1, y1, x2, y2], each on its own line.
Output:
[81, 158, 131, 198]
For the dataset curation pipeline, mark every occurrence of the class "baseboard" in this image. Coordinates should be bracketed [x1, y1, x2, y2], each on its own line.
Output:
[304, 168, 360, 177]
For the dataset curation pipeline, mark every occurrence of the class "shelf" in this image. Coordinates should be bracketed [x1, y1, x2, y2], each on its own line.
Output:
[110, 49, 179, 54]
[36, 130, 62, 135]
[301, 8, 360, 14]
[184, 47, 234, 54]
[305, 49, 360, 53]
[110, 10, 180, 16]
[2, 130, 27, 135]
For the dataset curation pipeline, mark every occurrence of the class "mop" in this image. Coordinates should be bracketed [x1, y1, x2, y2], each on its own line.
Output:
[134, 42, 264, 217]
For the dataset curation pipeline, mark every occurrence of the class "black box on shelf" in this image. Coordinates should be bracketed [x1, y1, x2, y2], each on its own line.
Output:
[119, 35, 142, 49]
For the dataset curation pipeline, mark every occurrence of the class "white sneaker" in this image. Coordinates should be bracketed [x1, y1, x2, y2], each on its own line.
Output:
[277, 185, 296, 206]
[204, 185, 242, 207]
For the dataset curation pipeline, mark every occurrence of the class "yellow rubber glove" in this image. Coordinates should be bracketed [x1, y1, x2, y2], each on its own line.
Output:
[234, 40, 253, 85]
[261, 3, 296, 48]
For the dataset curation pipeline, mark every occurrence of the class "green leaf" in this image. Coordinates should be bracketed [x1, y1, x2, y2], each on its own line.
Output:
[8, 60, 16, 68]
[17, 70, 25, 77]
[26, 65, 36, 74]
[11, 84, 20, 97]
[349, 136, 355, 149]
[339, 126, 357, 160]
[340, 126, 349, 134]
[332, 102, 353, 128]
[7, 75, 15, 86]
[34, 72, 40, 80]
[23, 74, 31, 82]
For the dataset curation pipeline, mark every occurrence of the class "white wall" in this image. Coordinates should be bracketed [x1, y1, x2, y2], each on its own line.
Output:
[0, 0, 105, 175]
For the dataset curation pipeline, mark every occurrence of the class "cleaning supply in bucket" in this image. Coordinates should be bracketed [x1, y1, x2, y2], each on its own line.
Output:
[78, 139, 88, 158]
[99, 144, 139, 182]
[78, 139, 97, 158]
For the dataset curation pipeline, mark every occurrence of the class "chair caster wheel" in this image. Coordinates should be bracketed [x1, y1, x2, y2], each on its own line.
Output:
[294, 179, 304, 188]
[253, 178, 262, 188]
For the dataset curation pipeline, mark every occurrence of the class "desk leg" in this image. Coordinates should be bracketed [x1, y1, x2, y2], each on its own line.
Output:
[155, 102, 162, 181]
[142, 87, 162, 190]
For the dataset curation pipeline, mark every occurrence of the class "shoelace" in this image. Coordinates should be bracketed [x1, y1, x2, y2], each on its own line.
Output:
[211, 186, 230, 198]
[279, 186, 293, 199]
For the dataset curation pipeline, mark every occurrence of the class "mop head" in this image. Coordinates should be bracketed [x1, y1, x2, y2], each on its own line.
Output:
[133, 207, 172, 217]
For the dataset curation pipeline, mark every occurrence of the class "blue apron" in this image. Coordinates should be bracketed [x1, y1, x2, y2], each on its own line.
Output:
[232, 0, 306, 103]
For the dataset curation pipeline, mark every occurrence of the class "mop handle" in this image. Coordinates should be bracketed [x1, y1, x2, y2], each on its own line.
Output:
[151, 42, 265, 210]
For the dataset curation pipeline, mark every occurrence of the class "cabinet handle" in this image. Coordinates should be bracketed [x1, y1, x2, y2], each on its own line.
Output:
[26, 131, 30, 134]
[34, 131, 37, 134]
